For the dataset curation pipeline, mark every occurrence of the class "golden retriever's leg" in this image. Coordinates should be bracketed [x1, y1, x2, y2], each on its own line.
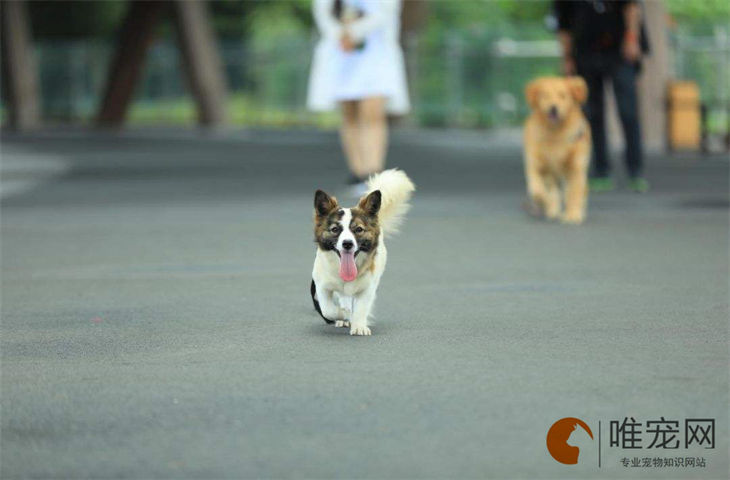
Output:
[524, 153, 547, 215]
[562, 163, 588, 224]
[543, 176, 561, 220]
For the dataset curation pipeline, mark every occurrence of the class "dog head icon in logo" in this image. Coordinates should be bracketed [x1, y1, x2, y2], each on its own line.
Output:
[546, 417, 594, 464]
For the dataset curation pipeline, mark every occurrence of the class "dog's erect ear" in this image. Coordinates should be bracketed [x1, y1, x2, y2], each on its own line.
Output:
[567, 76, 588, 104]
[314, 190, 338, 217]
[525, 79, 541, 109]
[358, 190, 381, 216]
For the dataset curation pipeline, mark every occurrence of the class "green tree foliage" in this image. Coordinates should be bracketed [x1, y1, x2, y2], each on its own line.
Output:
[26, 0, 728, 41]
[28, 0, 126, 39]
[665, 0, 730, 22]
[209, 0, 253, 39]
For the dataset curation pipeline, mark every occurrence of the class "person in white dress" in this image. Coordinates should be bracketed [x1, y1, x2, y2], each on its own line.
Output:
[308, 0, 410, 193]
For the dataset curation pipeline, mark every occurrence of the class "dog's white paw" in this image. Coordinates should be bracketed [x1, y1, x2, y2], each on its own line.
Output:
[349, 325, 371, 336]
[334, 320, 350, 328]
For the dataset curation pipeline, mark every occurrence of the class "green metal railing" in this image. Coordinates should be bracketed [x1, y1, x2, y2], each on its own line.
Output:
[11, 26, 730, 130]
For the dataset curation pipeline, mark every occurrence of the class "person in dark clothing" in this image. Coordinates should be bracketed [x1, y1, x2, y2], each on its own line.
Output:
[554, 0, 650, 192]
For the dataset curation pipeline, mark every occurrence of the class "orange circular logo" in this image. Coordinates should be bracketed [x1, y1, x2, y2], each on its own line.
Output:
[546, 417, 594, 464]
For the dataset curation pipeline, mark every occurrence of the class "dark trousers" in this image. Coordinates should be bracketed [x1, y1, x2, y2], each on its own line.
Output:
[577, 55, 644, 178]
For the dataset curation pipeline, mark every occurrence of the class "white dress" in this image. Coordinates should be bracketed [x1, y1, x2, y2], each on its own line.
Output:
[307, 0, 410, 115]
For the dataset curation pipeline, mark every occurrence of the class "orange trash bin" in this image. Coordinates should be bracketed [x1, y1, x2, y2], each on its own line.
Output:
[667, 81, 701, 150]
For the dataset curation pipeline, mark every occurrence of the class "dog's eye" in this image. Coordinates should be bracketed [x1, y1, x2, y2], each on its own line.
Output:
[354, 226, 364, 234]
[329, 225, 342, 234]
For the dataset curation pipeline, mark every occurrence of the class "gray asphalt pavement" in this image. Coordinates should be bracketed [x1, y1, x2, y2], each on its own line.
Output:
[1, 129, 728, 478]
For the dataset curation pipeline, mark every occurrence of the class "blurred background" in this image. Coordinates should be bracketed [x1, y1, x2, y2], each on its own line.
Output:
[2, 3, 729, 477]
[1, 0, 729, 151]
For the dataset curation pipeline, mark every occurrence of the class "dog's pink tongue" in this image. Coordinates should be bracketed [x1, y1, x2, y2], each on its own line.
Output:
[339, 251, 358, 282]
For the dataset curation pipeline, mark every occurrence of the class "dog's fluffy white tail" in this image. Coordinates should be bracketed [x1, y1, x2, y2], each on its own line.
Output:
[367, 169, 415, 237]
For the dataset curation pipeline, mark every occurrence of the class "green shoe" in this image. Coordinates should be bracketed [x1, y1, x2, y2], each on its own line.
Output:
[627, 177, 650, 193]
[589, 177, 615, 193]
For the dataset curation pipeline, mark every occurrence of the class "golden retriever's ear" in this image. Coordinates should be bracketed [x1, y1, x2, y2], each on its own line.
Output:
[567, 76, 588, 104]
[525, 79, 541, 109]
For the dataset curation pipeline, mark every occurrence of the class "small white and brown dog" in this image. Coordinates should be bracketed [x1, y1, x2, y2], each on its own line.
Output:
[310, 169, 415, 336]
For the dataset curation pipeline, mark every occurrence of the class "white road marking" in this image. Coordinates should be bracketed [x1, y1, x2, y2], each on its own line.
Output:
[0, 148, 69, 199]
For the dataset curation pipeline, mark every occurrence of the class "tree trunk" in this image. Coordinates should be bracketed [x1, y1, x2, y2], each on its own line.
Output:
[172, 0, 228, 127]
[1, 0, 40, 130]
[96, 1, 166, 128]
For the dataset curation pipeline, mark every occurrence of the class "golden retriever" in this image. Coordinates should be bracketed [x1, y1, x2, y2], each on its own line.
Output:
[523, 76, 590, 224]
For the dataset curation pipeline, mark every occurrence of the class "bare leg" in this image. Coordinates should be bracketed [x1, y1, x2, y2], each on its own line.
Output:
[359, 96, 387, 176]
[339, 101, 366, 178]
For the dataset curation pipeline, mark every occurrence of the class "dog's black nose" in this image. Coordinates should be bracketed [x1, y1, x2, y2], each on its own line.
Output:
[548, 105, 558, 117]
[342, 240, 354, 251]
